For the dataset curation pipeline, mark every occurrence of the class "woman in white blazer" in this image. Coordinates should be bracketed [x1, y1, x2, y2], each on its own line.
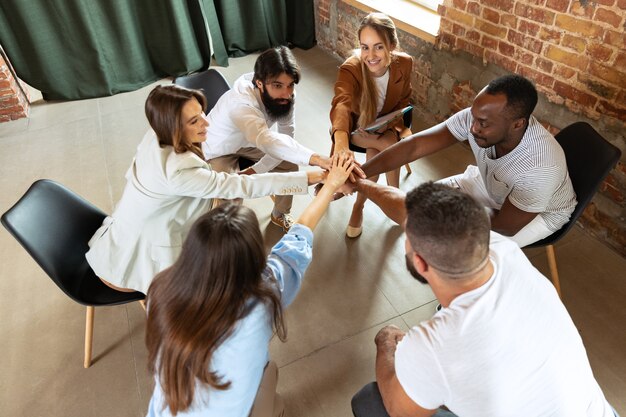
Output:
[86, 85, 326, 294]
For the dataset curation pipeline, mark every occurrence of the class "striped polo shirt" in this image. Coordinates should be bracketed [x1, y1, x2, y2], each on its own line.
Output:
[446, 108, 577, 231]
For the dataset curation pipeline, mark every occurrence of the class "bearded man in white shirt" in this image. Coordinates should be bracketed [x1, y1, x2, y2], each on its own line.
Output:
[203, 46, 331, 231]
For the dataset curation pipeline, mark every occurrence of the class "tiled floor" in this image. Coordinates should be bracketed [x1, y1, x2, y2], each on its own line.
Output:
[0, 47, 624, 417]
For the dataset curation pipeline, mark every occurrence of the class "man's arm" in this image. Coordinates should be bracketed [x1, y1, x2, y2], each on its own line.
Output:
[375, 326, 436, 417]
[352, 179, 407, 225]
[361, 122, 458, 178]
[490, 198, 539, 236]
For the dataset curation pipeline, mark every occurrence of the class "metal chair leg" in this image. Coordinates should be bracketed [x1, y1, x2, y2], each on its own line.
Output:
[84, 306, 94, 368]
[545, 245, 562, 298]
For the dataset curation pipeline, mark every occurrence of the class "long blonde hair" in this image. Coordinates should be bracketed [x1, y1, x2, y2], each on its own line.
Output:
[357, 13, 399, 128]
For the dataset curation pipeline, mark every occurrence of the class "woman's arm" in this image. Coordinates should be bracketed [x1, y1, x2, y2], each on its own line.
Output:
[296, 153, 355, 231]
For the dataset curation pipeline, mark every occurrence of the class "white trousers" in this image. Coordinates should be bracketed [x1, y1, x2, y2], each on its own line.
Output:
[438, 165, 553, 247]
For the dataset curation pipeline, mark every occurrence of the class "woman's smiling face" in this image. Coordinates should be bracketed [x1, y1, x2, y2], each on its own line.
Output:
[359, 26, 391, 78]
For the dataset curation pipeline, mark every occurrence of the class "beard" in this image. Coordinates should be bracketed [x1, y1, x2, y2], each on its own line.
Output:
[405, 254, 428, 285]
[260, 87, 294, 120]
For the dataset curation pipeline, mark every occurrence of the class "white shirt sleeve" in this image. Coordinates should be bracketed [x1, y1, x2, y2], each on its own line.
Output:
[445, 108, 472, 142]
[229, 104, 314, 172]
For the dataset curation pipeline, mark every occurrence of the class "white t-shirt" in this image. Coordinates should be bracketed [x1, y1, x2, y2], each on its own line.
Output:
[395, 233, 613, 417]
[373, 69, 390, 115]
[445, 109, 576, 231]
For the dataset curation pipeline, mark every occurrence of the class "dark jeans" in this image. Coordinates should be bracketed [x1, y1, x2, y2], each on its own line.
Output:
[352, 382, 621, 417]
[351, 382, 457, 417]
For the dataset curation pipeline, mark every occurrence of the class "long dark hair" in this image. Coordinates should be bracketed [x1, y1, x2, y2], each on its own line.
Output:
[145, 84, 207, 159]
[145, 204, 286, 415]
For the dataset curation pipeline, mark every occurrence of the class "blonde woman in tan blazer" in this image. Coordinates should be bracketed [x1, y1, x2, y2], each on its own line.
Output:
[86, 85, 327, 294]
[330, 13, 413, 238]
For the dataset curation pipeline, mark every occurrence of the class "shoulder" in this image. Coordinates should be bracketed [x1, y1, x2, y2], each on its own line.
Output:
[392, 52, 413, 67]
[340, 55, 362, 75]
[518, 117, 566, 165]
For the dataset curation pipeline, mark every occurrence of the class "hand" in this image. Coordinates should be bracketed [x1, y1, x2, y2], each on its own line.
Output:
[309, 154, 332, 170]
[306, 170, 327, 185]
[375, 325, 405, 348]
[353, 128, 381, 142]
[325, 153, 355, 190]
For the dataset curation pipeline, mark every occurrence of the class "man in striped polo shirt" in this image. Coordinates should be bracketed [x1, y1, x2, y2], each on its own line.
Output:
[360, 74, 576, 247]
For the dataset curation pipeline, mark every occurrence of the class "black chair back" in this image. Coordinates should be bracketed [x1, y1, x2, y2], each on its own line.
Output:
[1, 180, 144, 305]
[527, 122, 621, 247]
[174, 69, 231, 114]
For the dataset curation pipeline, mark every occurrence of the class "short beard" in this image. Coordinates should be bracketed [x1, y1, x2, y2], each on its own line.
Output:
[260, 87, 294, 120]
[405, 254, 428, 285]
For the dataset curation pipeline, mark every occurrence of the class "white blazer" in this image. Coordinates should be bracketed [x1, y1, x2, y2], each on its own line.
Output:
[86, 130, 309, 293]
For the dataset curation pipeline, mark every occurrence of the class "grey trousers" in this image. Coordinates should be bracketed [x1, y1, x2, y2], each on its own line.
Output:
[209, 147, 298, 215]
[351, 382, 457, 417]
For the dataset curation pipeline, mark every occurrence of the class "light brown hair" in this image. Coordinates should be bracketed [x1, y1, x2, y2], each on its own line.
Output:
[145, 204, 286, 414]
[145, 84, 207, 159]
[357, 13, 399, 128]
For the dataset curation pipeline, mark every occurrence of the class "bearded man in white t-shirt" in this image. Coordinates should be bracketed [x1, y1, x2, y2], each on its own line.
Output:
[359, 75, 577, 247]
[348, 180, 618, 417]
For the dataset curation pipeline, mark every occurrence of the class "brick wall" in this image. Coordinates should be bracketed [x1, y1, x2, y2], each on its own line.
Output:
[0, 53, 30, 123]
[314, 0, 626, 256]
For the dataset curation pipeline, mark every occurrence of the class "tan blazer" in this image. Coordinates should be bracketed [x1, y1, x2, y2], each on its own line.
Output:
[330, 52, 413, 141]
[86, 130, 309, 293]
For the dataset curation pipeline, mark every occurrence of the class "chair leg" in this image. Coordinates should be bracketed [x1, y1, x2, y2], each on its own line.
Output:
[84, 306, 94, 368]
[404, 164, 412, 175]
[545, 245, 562, 298]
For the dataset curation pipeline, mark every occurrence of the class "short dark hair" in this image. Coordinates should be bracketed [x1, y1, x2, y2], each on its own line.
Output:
[485, 74, 538, 122]
[405, 182, 490, 277]
[252, 46, 301, 86]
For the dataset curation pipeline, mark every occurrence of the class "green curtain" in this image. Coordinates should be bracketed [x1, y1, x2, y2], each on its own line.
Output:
[0, 0, 316, 100]
[0, 0, 212, 100]
[205, 0, 316, 63]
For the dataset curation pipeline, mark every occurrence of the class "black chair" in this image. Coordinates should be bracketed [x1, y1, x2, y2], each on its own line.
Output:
[174, 69, 254, 170]
[525, 122, 621, 298]
[1, 179, 145, 368]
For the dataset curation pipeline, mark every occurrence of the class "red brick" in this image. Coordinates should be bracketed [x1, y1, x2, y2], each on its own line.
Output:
[603, 29, 625, 48]
[518, 20, 540, 36]
[457, 38, 485, 57]
[518, 65, 555, 87]
[467, 30, 481, 42]
[498, 41, 516, 56]
[516, 50, 535, 66]
[0, 104, 24, 115]
[481, 35, 499, 49]
[440, 18, 454, 33]
[514, 3, 556, 24]
[615, 51, 626, 71]
[500, 14, 517, 28]
[445, 7, 475, 25]
[452, 23, 466, 36]
[476, 18, 508, 38]
[594, 8, 623, 28]
[571, 1, 595, 17]
[538, 26, 561, 42]
[481, 0, 514, 12]
[467, 1, 481, 15]
[587, 43, 614, 62]
[555, 15, 604, 38]
[579, 75, 618, 99]
[527, 0, 546, 5]
[589, 61, 624, 86]
[545, 0, 569, 12]
[618, 0, 626, 8]
[562, 34, 587, 53]
[601, 183, 624, 204]
[554, 65, 576, 79]
[536, 57, 554, 73]
[482, 7, 500, 23]
[0, 115, 10, 123]
[436, 33, 457, 50]
[545, 45, 589, 71]
[595, 0, 616, 5]
[453, 0, 468, 10]
[0, 80, 11, 89]
[485, 50, 518, 72]
[553, 80, 598, 106]
[507, 30, 543, 54]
